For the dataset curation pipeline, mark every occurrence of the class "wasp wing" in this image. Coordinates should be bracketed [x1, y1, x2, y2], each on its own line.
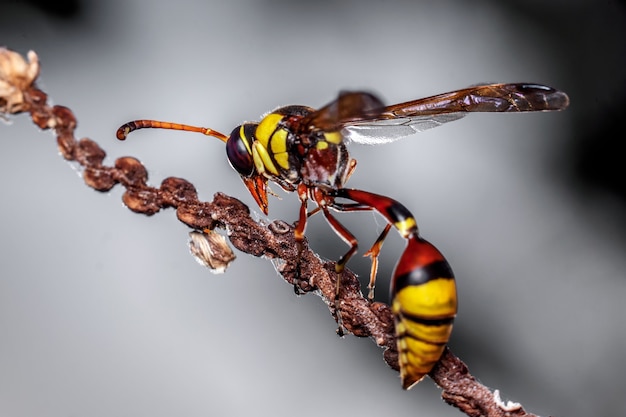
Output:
[342, 83, 569, 145]
[298, 91, 385, 133]
[342, 113, 467, 145]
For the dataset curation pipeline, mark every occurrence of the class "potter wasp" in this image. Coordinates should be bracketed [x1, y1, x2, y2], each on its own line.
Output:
[117, 82, 569, 389]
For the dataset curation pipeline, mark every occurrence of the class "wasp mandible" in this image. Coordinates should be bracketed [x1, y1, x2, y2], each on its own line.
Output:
[117, 83, 569, 389]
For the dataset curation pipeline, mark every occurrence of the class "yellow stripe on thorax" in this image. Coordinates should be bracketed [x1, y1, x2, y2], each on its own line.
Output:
[324, 131, 342, 144]
[269, 128, 289, 170]
[256, 113, 283, 148]
[256, 112, 291, 171]
[316, 141, 329, 150]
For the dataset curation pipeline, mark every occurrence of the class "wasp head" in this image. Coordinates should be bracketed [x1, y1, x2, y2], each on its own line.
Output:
[226, 123, 269, 215]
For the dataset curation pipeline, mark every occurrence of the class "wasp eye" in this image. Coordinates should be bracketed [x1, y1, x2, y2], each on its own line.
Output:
[226, 124, 256, 177]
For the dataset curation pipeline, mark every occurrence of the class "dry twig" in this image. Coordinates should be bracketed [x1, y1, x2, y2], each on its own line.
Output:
[1, 47, 545, 417]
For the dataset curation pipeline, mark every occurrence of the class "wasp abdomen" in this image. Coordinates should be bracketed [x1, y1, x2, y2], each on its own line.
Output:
[391, 236, 457, 389]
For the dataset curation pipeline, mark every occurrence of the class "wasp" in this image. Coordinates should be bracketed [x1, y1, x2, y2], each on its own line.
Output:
[117, 82, 569, 389]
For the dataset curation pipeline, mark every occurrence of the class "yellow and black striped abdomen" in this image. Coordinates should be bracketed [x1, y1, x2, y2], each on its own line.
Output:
[391, 236, 457, 389]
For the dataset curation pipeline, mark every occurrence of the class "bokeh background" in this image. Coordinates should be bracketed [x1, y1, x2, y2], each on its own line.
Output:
[1, 1, 625, 416]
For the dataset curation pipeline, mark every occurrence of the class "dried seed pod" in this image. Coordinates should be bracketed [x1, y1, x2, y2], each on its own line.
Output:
[0, 48, 40, 114]
[189, 229, 236, 273]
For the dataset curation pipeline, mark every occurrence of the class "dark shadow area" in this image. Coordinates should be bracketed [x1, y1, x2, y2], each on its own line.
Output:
[571, 91, 626, 200]
[0, 0, 82, 18]
[28, 0, 81, 18]
[496, 1, 626, 236]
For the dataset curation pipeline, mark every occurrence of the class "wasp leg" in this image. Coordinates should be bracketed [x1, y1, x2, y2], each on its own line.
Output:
[327, 200, 388, 301]
[318, 206, 360, 336]
[363, 223, 392, 301]
[307, 206, 321, 217]
[321, 208, 359, 275]
[293, 184, 309, 295]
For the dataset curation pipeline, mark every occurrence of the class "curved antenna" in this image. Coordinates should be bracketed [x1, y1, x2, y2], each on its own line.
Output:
[116, 119, 229, 143]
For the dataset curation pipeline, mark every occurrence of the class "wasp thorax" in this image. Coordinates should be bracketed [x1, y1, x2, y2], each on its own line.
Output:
[226, 123, 257, 177]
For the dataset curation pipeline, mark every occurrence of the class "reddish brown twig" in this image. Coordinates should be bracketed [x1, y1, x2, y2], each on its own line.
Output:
[1, 47, 544, 417]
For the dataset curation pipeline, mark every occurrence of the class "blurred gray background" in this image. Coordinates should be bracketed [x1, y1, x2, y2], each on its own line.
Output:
[1, 1, 625, 416]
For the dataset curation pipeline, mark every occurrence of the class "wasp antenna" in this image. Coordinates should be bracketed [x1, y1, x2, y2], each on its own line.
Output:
[116, 119, 229, 142]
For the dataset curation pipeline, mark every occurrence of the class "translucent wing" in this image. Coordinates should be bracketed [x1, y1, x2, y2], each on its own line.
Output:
[342, 113, 467, 145]
[341, 83, 570, 145]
